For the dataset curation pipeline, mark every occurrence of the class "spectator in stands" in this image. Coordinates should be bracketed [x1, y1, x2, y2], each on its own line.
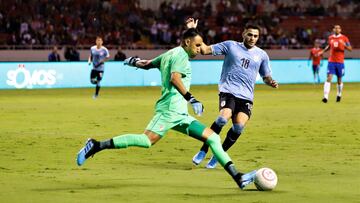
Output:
[0, 0, 359, 49]
[71, 46, 80, 61]
[64, 46, 80, 61]
[48, 46, 61, 62]
[114, 47, 127, 61]
[64, 46, 72, 61]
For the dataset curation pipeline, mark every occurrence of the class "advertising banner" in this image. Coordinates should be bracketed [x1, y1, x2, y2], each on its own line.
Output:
[0, 60, 359, 89]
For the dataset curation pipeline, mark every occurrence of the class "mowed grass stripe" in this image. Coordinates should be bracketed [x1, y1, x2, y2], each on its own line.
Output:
[0, 83, 359, 203]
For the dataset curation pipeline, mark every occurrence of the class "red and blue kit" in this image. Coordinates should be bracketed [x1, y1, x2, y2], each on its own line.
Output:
[327, 34, 350, 77]
[310, 48, 322, 65]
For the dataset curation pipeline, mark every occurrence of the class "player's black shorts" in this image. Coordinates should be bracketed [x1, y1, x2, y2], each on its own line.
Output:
[218, 92, 253, 118]
[90, 69, 104, 83]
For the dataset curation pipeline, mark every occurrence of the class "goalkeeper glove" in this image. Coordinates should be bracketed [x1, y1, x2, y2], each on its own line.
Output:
[124, 56, 140, 67]
[184, 92, 204, 116]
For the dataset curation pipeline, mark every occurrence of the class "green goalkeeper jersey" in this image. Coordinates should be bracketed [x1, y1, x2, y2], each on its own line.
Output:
[151, 46, 191, 115]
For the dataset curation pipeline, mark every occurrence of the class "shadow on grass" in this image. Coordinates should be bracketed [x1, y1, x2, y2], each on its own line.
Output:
[29, 181, 172, 192]
[31, 180, 287, 196]
[30, 181, 247, 192]
[170, 188, 288, 199]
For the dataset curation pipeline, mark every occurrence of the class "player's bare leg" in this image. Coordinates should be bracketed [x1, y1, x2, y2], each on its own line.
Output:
[313, 68, 318, 84]
[315, 69, 321, 84]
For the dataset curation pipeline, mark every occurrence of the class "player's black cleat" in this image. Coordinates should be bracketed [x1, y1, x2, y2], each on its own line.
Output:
[322, 98, 328, 103]
[77, 138, 100, 166]
[336, 96, 341, 102]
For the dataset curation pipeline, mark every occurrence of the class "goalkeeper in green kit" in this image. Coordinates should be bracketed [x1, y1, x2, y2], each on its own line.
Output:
[76, 27, 257, 189]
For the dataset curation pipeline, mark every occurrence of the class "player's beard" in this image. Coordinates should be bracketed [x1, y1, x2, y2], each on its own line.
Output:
[244, 41, 256, 49]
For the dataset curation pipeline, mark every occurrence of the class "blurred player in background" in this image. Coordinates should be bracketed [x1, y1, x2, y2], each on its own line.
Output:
[77, 28, 257, 190]
[320, 25, 352, 103]
[308, 40, 323, 84]
[88, 36, 110, 99]
[188, 19, 278, 169]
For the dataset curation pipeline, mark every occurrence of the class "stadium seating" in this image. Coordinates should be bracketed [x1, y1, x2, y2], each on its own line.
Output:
[280, 16, 360, 47]
[0, 0, 359, 49]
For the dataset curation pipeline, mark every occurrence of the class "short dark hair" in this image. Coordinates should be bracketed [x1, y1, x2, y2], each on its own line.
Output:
[96, 36, 103, 40]
[181, 28, 202, 41]
[244, 24, 261, 33]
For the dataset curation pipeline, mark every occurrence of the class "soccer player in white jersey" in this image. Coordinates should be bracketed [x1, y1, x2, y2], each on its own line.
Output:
[188, 19, 278, 168]
[88, 36, 110, 98]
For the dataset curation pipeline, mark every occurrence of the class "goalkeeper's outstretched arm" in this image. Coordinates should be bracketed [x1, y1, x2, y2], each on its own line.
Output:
[124, 57, 157, 70]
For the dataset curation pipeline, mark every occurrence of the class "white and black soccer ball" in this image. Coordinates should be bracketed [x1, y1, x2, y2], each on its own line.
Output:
[254, 167, 278, 191]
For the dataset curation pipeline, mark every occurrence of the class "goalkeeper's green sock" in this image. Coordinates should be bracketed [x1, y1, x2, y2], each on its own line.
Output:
[98, 134, 151, 151]
[112, 134, 151, 148]
[206, 132, 231, 166]
[206, 132, 243, 186]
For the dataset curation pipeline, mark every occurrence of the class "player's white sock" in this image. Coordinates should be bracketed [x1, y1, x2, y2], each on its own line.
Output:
[337, 83, 343, 97]
[323, 82, 331, 99]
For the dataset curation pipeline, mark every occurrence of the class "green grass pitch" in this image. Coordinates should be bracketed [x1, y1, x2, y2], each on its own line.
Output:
[0, 84, 359, 203]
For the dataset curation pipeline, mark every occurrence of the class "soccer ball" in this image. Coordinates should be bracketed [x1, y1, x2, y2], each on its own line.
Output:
[254, 167, 278, 191]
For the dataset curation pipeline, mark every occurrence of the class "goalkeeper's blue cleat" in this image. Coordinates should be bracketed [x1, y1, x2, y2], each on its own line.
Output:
[192, 151, 206, 165]
[240, 170, 257, 189]
[205, 156, 218, 169]
[77, 138, 99, 166]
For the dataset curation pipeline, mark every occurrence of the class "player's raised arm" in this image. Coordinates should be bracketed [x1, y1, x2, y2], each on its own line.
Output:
[185, 18, 198, 29]
[185, 18, 213, 55]
[200, 43, 213, 55]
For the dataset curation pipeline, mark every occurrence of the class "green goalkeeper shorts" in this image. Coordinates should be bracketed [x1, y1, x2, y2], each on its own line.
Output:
[145, 111, 196, 137]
